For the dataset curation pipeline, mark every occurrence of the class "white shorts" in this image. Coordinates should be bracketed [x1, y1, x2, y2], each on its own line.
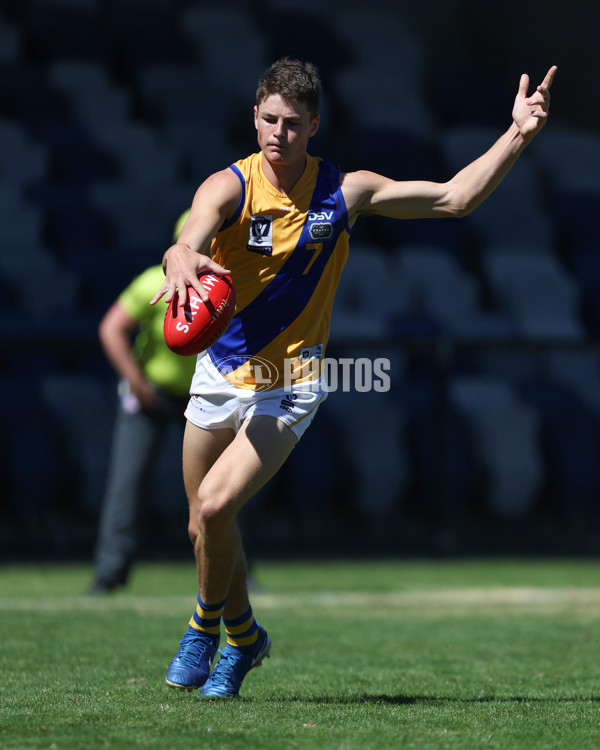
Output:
[185, 352, 327, 440]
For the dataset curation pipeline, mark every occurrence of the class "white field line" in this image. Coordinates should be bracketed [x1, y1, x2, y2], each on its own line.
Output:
[2, 588, 600, 614]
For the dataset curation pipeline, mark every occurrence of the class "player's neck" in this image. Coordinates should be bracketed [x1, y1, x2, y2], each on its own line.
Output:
[260, 153, 307, 197]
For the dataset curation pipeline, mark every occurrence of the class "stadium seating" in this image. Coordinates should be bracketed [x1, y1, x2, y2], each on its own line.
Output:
[49, 59, 133, 133]
[531, 126, 600, 193]
[3, 1, 600, 546]
[0, 117, 49, 185]
[519, 380, 600, 513]
[390, 246, 486, 335]
[40, 373, 115, 514]
[0, 14, 20, 62]
[441, 126, 555, 248]
[177, 6, 269, 99]
[481, 250, 585, 340]
[0, 377, 63, 513]
[330, 244, 408, 342]
[545, 349, 600, 415]
[21, 0, 106, 63]
[449, 376, 544, 515]
[394, 377, 476, 517]
[324, 386, 412, 519]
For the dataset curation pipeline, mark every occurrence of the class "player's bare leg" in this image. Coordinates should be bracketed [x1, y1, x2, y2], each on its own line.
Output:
[167, 416, 297, 693]
[183, 423, 235, 553]
[182, 423, 254, 618]
[166, 423, 234, 691]
[191, 415, 297, 697]
[189, 415, 297, 610]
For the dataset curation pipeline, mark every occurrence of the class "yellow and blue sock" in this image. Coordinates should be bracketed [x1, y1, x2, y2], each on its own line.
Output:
[224, 607, 259, 653]
[188, 595, 225, 640]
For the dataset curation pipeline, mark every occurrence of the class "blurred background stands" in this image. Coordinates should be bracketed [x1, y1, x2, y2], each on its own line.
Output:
[1, 0, 599, 559]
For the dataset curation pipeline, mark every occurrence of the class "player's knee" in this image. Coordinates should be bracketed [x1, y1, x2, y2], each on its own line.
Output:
[196, 484, 236, 535]
[197, 501, 233, 536]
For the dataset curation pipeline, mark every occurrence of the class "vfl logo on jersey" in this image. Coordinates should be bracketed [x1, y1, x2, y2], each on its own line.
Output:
[247, 215, 273, 256]
[307, 210, 333, 240]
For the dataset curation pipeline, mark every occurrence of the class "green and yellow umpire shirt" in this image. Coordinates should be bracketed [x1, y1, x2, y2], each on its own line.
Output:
[119, 265, 197, 398]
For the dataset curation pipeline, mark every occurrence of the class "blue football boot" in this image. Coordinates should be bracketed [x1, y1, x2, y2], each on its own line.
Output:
[166, 626, 219, 691]
[199, 624, 271, 699]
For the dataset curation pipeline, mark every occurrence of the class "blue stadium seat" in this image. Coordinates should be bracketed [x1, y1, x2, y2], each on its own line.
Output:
[441, 126, 554, 248]
[473, 347, 543, 385]
[324, 388, 411, 519]
[545, 349, 600, 415]
[90, 122, 181, 185]
[0, 244, 81, 323]
[104, 2, 188, 75]
[178, 6, 269, 98]
[572, 248, 600, 335]
[330, 244, 408, 342]
[0, 201, 44, 246]
[449, 375, 544, 516]
[395, 378, 476, 516]
[0, 14, 20, 62]
[22, 0, 106, 63]
[345, 128, 439, 182]
[336, 8, 426, 85]
[335, 66, 434, 140]
[40, 121, 117, 183]
[89, 178, 196, 268]
[519, 380, 600, 513]
[0, 62, 67, 137]
[259, 5, 347, 88]
[282, 405, 344, 529]
[0, 117, 49, 185]
[40, 373, 115, 515]
[0, 378, 63, 512]
[482, 251, 584, 340]
[552, 189, 598, 254]
[530, 126, 600, 194]
[390, 246, 488, 335]
[136, 62, 235, 124]
[49, 59, 133, 133]
[432, 70, 510, 128]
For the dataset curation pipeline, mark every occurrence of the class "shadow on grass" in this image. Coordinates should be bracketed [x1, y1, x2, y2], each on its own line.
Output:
[260, 694, 600, 705]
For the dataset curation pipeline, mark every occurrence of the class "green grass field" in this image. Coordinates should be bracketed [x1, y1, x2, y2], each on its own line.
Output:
[1, 559, 600, 749]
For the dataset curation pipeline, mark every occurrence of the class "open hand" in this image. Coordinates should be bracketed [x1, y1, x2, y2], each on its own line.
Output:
[512, 65, 557, 141]
[149, 244, 230, 307]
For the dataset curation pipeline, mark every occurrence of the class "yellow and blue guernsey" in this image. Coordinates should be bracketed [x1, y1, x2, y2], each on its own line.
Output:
[207, 152, 350, 390]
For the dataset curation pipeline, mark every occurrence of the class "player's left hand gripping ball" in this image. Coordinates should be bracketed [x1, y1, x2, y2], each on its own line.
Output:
[164, 272, 236, 356]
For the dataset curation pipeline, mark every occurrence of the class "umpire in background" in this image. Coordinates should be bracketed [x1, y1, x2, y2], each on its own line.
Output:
[88, 211, 194, 593]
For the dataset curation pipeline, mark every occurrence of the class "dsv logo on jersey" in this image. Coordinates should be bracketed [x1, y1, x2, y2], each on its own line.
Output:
[307, 210, 333, 240]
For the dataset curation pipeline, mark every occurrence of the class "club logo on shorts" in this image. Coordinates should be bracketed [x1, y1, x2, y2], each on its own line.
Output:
[279, 393, 298, 413]
[247, 215, 273, 256]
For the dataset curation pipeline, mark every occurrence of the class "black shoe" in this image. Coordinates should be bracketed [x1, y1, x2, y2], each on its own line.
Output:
[86, 579, 124, 595]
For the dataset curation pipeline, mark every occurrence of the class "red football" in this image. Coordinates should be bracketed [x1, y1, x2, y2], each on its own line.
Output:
[163, 272, 236, 356]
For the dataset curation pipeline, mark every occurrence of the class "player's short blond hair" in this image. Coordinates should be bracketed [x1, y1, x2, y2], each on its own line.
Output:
[256, 58, 321, 120]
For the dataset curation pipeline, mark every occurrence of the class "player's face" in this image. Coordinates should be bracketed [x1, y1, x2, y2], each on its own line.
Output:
[254, 94, 319, 167]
